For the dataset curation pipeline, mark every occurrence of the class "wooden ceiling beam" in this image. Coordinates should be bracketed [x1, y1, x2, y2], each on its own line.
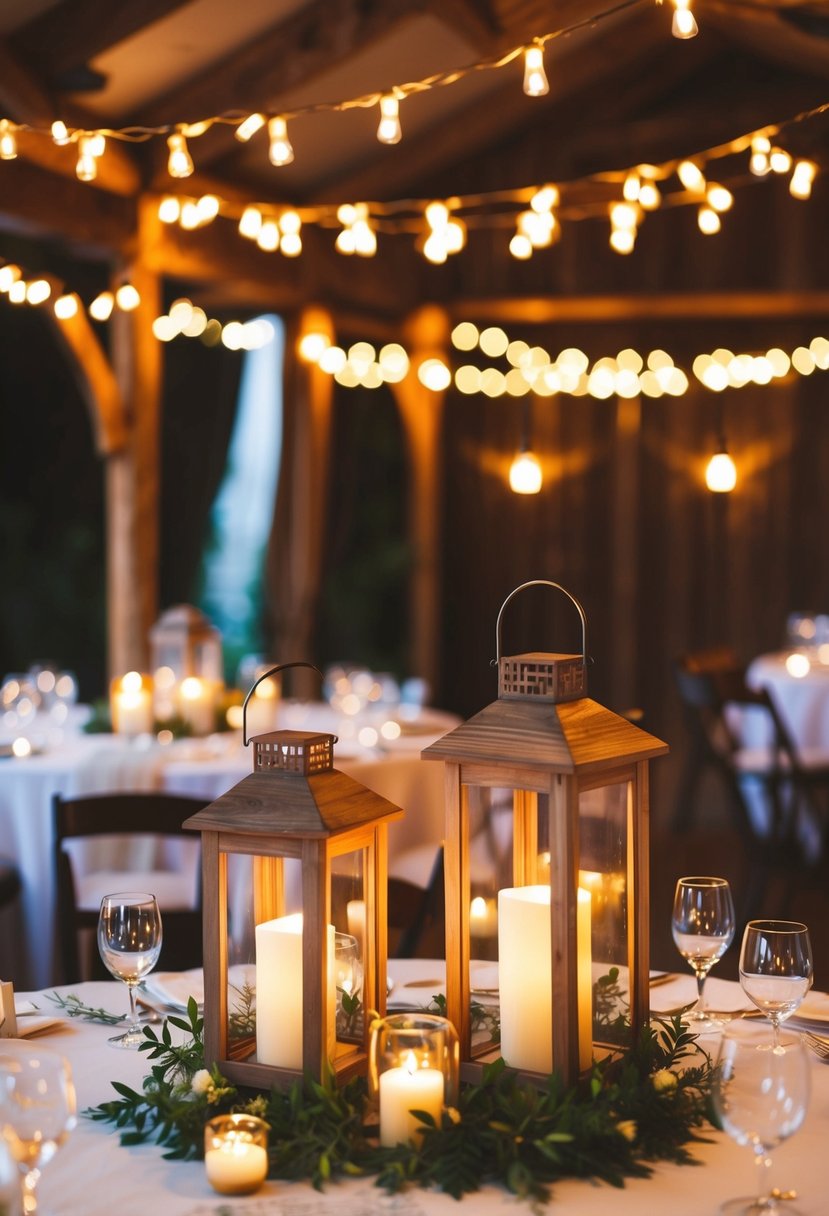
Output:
[0, 38, 57, 125]
[10, 0, 196, 80]
[313, 6, 678, 203]
[448, 291, 829, 323]
[0, 157, 134, 251]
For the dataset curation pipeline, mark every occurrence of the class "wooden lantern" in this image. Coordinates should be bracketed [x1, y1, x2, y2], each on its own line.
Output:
[423, 581, 668, 1086]
[184, 665, 402, 1090]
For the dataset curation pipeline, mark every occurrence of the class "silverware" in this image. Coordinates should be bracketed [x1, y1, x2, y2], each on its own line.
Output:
[803, 1030, 829, 1061]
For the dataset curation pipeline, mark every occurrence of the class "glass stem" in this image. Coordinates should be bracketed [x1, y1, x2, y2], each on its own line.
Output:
[754, 1146, 776, 1211]
[127, 982, 139, 1033]
[695, 968, 707, 1015]
[22, 1167, 39, 1214]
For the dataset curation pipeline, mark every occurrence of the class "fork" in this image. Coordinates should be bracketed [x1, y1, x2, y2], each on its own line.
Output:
[802, 1030, 829, 1061]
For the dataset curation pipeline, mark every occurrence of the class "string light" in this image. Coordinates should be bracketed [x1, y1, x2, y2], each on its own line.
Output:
[790, 159, 817, 199]
[750, 135, 771, 176]
[377, 93, 402, 144]
[0, 119, 18, 160]
[238, 205, 263, 239]
[522, 43, 550, 97]
[89, 291, 114, 321]
[677, 159, 705, 192]
[267, 116, 294, 166]
[278, 209, 302, 256]
[167, 131, 194, 178]
[422, 201, 466, 263]
[697, 205, 720, 235]
[53, 293, 79, 319]
[670, 0, 698, 39]
[705, 451, 737, 492]
[115, 283, 141, 310]
[50, 119, 70, 146]
[25, 279, 51, 305]
[158, 196, 181, 223]
[609, 201, 640, 254]
[509, 451, 543, 494]
[75, 133, 104, 182]
[235, 112, 266, 142]
[336, 203, 377, 256]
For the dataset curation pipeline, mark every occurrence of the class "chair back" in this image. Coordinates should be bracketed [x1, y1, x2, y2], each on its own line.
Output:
[53, 791, 208, 982]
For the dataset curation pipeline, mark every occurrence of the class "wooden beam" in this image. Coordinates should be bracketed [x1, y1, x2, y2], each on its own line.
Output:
[0, 156, 134, 250]
[448, 291, 829, 323]
[139, 0, 430, 130]
[0, 39, 54, 124]
[13, 125, 143, 197]
[314, 4, 674, 203]
[45, 305, 127, 455]
[11, 0, 195, 80]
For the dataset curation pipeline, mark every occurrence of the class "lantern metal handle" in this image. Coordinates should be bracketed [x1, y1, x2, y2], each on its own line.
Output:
[242, 660, 323, 746]
[493, 580, 588, 665]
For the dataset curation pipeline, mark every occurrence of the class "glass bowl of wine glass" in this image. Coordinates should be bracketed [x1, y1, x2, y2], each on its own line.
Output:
[0, 1041, 77, 1215]
[97, 891, 163, 1048]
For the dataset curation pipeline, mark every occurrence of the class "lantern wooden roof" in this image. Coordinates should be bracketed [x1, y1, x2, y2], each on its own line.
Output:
[184, 729, 402, 839]
[422, 695, 668, 775]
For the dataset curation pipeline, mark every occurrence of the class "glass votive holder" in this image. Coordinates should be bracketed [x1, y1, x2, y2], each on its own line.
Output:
[204, 1113, 269, 1195]
[368, 1013, 459, 1147]
[334, 931, 363, 1041]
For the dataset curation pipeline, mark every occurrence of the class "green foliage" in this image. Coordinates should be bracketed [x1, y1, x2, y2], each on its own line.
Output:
[88, 1005, 715, 1204]
[45, 991, 125, 1025]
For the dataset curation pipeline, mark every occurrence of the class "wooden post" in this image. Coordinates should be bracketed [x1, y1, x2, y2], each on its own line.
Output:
[391, 305, 449, 694]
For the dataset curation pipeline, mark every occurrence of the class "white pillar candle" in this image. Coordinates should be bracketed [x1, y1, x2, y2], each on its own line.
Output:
[498, 884, 592, 1074]
[379, 1050, 445, 1147]
[255, 913, 335, 1069]
[346, 899, 366, 956]
[112, 671, 154, 735]
[178, 676, 215, 735]
[205, 1139, 268, 1195]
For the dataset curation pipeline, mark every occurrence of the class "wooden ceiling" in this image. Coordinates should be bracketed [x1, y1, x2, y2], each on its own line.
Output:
[1, 0, 828, 306]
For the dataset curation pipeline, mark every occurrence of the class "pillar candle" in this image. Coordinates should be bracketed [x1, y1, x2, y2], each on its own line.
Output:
[379, 1049, 445, 1147]
[346, 899, 366, 957]
[498, 884, 592, 1073]
[255, 913, 335, 1069]
[111, 671, 154, 735]
[178, 676, 215, 735]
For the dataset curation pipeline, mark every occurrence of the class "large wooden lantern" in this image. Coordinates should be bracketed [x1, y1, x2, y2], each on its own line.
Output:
[423, 582, 668, 1086]
[184, 663, 402, 1090]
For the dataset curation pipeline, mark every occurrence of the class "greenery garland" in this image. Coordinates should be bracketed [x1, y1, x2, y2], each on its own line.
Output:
[89, 998, 715, 1205]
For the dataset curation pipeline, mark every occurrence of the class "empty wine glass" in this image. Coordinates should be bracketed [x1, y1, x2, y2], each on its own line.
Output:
[98, 891, 163, 1048]
[0, 1042, 77, 1214]
[672, 876, 735, 1026]
[713, 1021, 810, 1215]
[739, 920, 813, 1051]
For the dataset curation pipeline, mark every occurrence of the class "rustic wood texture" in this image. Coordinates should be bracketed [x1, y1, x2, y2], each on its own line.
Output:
[629, 762, 650, 1036]
[443, 764, 472, 1061]
[550, 773, 580, 1085]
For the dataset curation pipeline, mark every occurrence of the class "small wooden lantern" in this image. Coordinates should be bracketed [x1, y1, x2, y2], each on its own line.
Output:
[150, 604, 223, 683]
[423, 581, 668, 1086]
[184, 663, 402, 1090]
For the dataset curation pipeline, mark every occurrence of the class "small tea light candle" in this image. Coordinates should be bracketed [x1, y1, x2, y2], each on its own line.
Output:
[379, 1049, 444, 1147]
[469, 895, 498, 938]
[204, 1114, 268, 1196]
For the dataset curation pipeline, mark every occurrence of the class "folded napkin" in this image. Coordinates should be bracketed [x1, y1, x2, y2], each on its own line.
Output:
[12, 1000, 65, 1038]
[788, 990, 829, 1033]
[142, 965, 255, 1012]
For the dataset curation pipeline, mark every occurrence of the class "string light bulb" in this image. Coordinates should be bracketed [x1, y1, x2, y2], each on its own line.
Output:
[790, 159, 817, 200]
[509, 450, 543, 494]
[671, 0, 698, 39]
[750, 135, 771, 176]
[75, 135, 99, 181]
[115, 283, 141, 311]
[158, 196, 181, 223]
[706, 183, 733, 212]
[51, 119, 71, 146]
[522, 42, 550, 97]
[26, 279, 51, 305]
[377, 93, 402, 144]
[89, 291, 114, 321]
[238, 206, 263, 239]
[268, 116, 294, 166]
[167, 131, 194, 178]
[0, 120, 18, 160]
[705, 451, 737, 493]
[769, 147, 792, 174]
[54, 293, 79, 319]
[278, 209, 302, 256]
[235, 112, 266, 142]
[697, 205, 721, 234]
[677, 159, 705, 192]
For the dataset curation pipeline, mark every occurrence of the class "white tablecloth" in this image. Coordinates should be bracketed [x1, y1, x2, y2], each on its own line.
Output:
[745, 650, 829, 754]
[5, 975, 829, 1216]
[0, 703, 457, 989]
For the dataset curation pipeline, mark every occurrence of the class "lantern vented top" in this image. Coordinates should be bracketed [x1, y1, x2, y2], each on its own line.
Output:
[253, 730, 335, 776]
[495, 580, 587, 704]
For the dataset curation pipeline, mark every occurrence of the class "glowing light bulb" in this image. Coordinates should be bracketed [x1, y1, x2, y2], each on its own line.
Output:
[167, 132, 194, 178]
[623, 171, 640, 202]
[51, 119, 70, 146]
[196, 194, 220, 223]
[54, 293, 79, 319]
[179, 200, 201, 229]
[671, 0, 698, 38]
[790, 160, 817, 200]
[706, 183, 733, 212]
[116, 283, 141, 311]
[705, 451, 737, 493]
[509, 451, 543, 494]
[89, 291, 114, 321]
[523, 43, 549, 97]
[298, 332, 330, 362]
[609, 228, 635, 254]
[769, 147, 792, 174]
[0, 120, 17, 160]
[158, 195, 181, 223]
[86, 132, 106, 158]
[0, 265, 20, 291]
[750, 135, 771, 176]
[637, 180, 661, 210]
[238, 206, 263, 239]
[8, 279, 26, 304]
[377, 94, 402, 144]
[509, 232, 533, 259]
[235, 112, 266, 142]
[697, 205, 721, 235]
[256, 220, 279, 251]
[26, 279, 51, 305]
[677, 160, 705, 192]
[268, 116, 294, 166]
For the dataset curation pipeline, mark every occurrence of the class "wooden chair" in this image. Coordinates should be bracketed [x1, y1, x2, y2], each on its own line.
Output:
[53, 792, 208, 982]
[388, 846, 445, 959]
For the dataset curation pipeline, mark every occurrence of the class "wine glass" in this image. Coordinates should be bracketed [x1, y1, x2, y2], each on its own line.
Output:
[671, 876, 736, 1026]
[713, 1021, 810, 1215]
[97, 891, 163, 1048]
[0, 1041, 77, 1214]
[739, 920, 813, 1050]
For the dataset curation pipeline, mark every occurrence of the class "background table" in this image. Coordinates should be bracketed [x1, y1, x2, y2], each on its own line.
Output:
[0, 702, 458, 989]
[745, 650, 829, 754]
[6, 976, 829, 1216]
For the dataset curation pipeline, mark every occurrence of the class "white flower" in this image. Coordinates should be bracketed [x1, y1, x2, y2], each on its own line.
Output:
[191, 1069, 213, 1095]
[652, 1068, 678, 1093]
[617, 1119, 637, 1142]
